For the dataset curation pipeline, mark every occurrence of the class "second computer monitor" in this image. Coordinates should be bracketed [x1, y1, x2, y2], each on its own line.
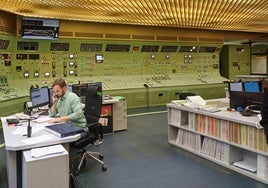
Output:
[30, 87, 50, 108]
[244, 81, 260, 93]
[229, 82, 243, 92]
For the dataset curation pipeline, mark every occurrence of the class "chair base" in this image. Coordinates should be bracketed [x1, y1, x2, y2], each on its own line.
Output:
[76, 151, 107, 173]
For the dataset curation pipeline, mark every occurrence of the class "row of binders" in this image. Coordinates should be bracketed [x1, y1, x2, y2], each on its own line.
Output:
[175, 129, 201, 152]
[175, 127, 268, 175]
[175, 129, 229, 164]
[201, 137, 229, 164]
[170, 109, 268, 154]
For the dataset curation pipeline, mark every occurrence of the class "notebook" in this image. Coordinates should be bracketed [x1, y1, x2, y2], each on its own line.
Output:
[44, 122, 84, 138]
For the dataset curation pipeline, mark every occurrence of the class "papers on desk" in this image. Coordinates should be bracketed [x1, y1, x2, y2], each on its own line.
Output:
[186, 95, 206, 106]
[198, 105, 221, 113]
[32, 116, 54, 123]
[31, 144, 65, 158]
[171, 96, 221, 113]
[22, 134, 53, 145]
[12, 126, 43, 135]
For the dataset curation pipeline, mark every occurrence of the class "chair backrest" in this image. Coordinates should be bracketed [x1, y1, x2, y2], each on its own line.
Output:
[84, 84, 103, 124]
[71, 83, 103, 149]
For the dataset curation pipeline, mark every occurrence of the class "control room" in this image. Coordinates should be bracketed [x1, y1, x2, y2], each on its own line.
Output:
[1, 1, 268, 188]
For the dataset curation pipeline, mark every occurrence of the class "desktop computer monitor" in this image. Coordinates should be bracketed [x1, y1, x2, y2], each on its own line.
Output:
[68, 85, 73, 92]
[229, 82, 243, 92]
[72, 84, 87, 97]
[243, 81, 260, 93]
[229, 91, 265, 110]
[30, 87, 50, 108]
[74, 84, 87, 103]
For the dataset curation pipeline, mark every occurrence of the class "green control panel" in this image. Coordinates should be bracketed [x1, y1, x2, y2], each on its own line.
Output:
[0, 35, 228, 112]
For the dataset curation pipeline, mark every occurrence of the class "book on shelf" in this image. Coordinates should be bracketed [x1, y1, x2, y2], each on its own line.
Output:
[215, 142, 222, 160]
[257, 155, 268, 178]
[257, 129, 264, 151]
[233, 152, 257, 173]
[240, 124, 248, 147]
[44, 122, 85, 138]
[220, 143, 229, 164]
[233, 160, 257, 173]
[247, 126, 255, 149]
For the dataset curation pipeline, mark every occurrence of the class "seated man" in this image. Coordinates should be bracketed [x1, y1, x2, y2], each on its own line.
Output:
[48, 78, 88, 132]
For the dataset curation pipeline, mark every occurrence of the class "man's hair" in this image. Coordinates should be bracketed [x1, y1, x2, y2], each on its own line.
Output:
[52, 78, 67, 88]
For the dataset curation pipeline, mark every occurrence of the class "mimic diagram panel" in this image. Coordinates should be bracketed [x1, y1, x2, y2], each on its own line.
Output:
[0, 35, 227, 101]
[220, 45, 251, 80]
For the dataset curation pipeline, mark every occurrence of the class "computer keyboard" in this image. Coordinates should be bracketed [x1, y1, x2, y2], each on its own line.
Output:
[38, 110, 49, 116]
[15, 113, 30, 120]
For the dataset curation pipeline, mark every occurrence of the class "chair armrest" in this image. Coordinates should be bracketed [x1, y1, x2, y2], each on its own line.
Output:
[87, 122, 100, 130]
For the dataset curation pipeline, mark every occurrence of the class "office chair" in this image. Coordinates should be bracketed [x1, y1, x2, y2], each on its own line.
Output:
[71, 84, 107, 175]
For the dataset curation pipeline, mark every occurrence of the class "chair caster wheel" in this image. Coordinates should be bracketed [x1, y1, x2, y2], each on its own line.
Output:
[102, 165, 107, 171]
[99, 155, 104, 160]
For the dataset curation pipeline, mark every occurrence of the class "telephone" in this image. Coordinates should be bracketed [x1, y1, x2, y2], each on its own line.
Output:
[23, 101, 32, 115]
[240, 105, 262, 116]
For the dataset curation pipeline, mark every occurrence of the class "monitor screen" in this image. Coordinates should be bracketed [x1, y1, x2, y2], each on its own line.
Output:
[229, 82, 243, 92]
[244, 81, 260, 93]
[95, 54, 104, 63]
[30, 87, 50, 108]
[67, 85, 73, 92]
[22, 17, 59, 40]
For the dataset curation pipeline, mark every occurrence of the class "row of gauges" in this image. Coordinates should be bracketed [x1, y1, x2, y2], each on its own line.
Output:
[51, 61, 78, 68]
[23, 70, 78, 78]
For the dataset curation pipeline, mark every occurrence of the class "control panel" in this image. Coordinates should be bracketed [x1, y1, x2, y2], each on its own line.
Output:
[0, 34, 227, 101]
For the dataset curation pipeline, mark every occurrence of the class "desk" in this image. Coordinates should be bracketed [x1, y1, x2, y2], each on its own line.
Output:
[1, 116, 81, 188]
[2, 96, 127, 187]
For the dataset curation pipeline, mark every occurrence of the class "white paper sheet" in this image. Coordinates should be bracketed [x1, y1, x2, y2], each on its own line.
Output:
[31, 144, 65, 158]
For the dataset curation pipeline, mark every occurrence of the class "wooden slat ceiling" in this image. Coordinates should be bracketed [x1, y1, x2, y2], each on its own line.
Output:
[1, 0, 268, 33]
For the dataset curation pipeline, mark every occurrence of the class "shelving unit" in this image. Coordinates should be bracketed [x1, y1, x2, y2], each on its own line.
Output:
[167, 103, 268, 184]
